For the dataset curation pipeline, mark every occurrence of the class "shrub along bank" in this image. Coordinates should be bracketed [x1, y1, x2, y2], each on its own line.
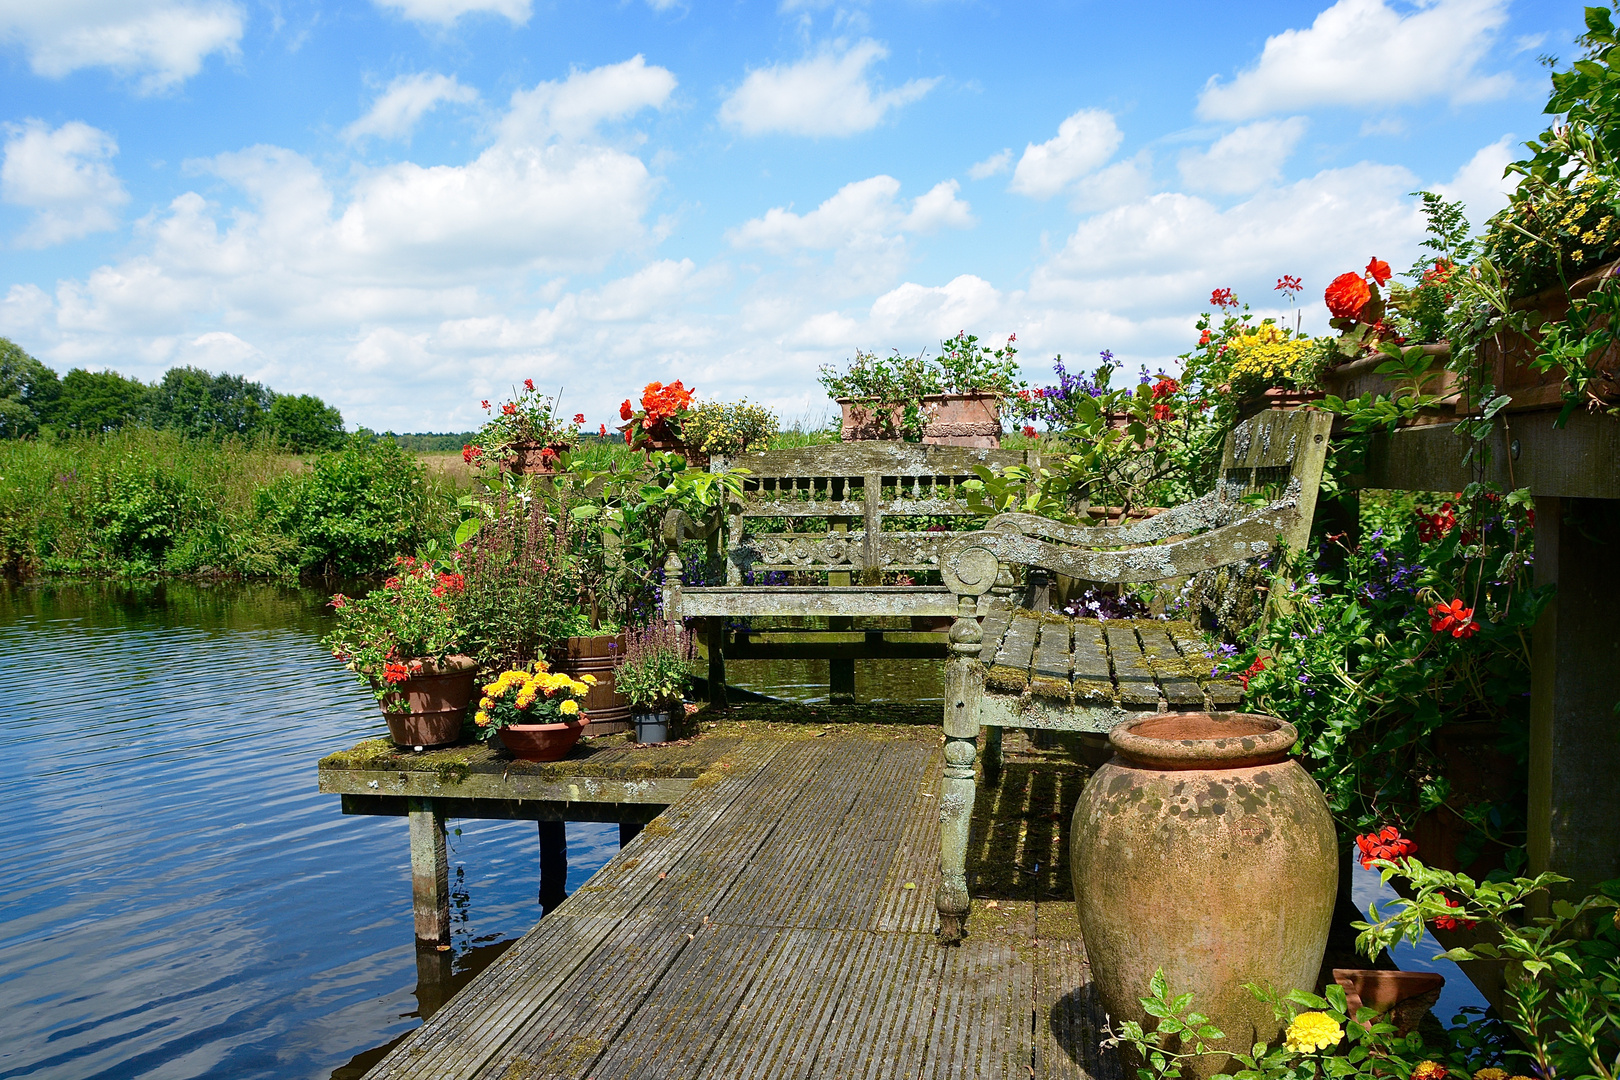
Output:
[0, 429, 458, 580]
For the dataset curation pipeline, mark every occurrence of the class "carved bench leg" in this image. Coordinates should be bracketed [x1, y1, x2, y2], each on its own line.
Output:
[938, 652, 983, 944]
[982, 725, 1003, 786]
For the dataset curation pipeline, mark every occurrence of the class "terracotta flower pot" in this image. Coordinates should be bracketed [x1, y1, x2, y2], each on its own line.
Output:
[631, 424, 709, 467]
[550, 633, 632, 734]
[1071, 713, 1337, 1079]
[836, 397, 909, 441]
[1319, 344, 1461, 426]
[1332, 969, 1444, 1035]
[922, 392, 1002, 448]
[498, 717, 590, 761]
[503, 441, 573, 476]
[1481, 260, 1620, 411]
[380, 654, 478, 749]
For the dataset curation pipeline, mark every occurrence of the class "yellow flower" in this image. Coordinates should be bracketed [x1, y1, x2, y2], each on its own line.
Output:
[474, 710, 491, 727]
[559, 699, 579, 715]
[1474, 1069, 1508, 1080]
[581, 673, 598, 685]
[1284, 1012, 1343, 1054]
[1411, 1062, 1449, 1080]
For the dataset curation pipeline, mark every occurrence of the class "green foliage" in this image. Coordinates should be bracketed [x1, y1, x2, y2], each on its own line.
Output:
[147, 366, 273, 439]
[0, 338, 61, 438]
[612, 620, 694, 710]
[389, 432, 479, 452]
[1357, 860, 1620, 1080]
[682, 399, 779, 456]
[453, 493, 580, 672]
[267, 393, 347, 451]
[818, 349, 941, 439]
[935, 331, 1024, 396]
[255, 435, 449, 577]
[50, 368, 151, 434]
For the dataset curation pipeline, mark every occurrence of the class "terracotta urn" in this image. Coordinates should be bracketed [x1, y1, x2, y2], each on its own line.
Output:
[380, 654, 478, 749]
[1071, 713, 1337, 1079]
[498, 717, 590, 761]
[835, 397, 909, 441]
[503, 441, 573, 476]
[1332, 969, 1444, 1035]
[921, 392, 1002, 448]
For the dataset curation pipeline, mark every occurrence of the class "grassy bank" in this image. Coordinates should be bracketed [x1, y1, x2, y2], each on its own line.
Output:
[0, 429, 462, 580]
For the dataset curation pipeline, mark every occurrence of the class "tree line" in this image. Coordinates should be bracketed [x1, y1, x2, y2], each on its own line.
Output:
[0, 337, 346, 451]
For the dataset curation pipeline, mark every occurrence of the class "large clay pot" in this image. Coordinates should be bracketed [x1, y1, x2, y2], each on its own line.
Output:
[1071, 713, 1337, 1078]
[836, 397, 908, 441]
[380, 654, 478, 748]
[503, 441, 573, 476]
[1332, 969, 1444, 1035]
[1481, 260, 1620, 411]
[550, 633, 632, 734]
[921, 392, 1002, 447]
[498, 717, 590, 761]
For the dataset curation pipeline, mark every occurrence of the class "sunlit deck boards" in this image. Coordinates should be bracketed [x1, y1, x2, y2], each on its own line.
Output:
[359, 726, 1118, 1080]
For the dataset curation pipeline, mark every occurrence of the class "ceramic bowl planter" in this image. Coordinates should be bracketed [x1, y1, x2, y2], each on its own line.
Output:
[381, 654, 478, 749]
[1071, 712, 1337, 1080]
[498, 717, 590, 761]
[1331, 969, 1445, 1035]
[921, 392, 1002, 448]
[550, 633, 632, 734]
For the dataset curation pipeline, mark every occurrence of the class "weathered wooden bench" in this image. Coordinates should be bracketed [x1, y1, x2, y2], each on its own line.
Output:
[932, 408, 1333, 940]
[661, 443, 1034, 704]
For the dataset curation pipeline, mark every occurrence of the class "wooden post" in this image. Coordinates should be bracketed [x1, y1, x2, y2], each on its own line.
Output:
[938, 591, 984, 944]
[707, 617, 728, 709]
[538, 819, 568, 914]
[407, 797, 450, 947]
[620, 821, 644, 846]
[982, 725, 1003, 786]
[413, 944, 455, 1017]
[1528, 496, 1620, 899]
[829, 519, 855, 703]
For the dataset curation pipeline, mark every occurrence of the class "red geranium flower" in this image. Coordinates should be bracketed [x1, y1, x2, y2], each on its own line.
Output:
[1417, 502, 1456, 542]
[1152, 403, 1175, 421]
[502, 402, 517, 416]
[540, 446, 558, 464]
[619, 399, 633, 421]
[1021, 425, 1037, 438]
[1198, 329, 1212, 346]
[1421, 259, 1454, 288]
[480, 399, 490, 410]
[329, 594, 348, 609]
[1238, 655, 1267, 690]
[1355, 825, 1416, 869]
[1210, 287, 1237, 309]
[383, 661, 410, 685]
[1275, 274, 1303, 296]
[1428, 598, 1479, 638]
[462, 443, 474, 464]
[1151, 377, 1179, 400]
[1433, 895, 1478, 931]
[598, 423, 607, 435]
[1325, 272, 1371, 320]
[524, 378, 535, 391]
[1364, 257, 1392, 287]
[573, 413, 585, 425]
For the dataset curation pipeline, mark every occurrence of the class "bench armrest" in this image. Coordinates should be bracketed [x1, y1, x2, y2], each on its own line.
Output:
[983, 492, 1233, 549]
[660, 507, 722, 552]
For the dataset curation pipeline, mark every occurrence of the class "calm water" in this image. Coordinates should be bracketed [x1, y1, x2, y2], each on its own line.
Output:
[0, 583, 620, 1080]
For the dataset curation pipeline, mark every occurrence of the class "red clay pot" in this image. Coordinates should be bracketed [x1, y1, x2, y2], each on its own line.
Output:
[1071, 713, 1337, 1080]
[921, 392, 1002, 447]
[835, 397, 908, 441]
[1332, 969, 1445, 1034]
[502, 441, 573, 476]
[380, 654, 478, 749]
[498, 718, 590, 761]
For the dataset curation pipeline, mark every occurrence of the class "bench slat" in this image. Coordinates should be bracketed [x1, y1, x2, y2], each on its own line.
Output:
[1070, 623, 1115, 704]
[1104, 625, 1161, 706]
[1164, 623, 1246, 707]
[1137, 626, 1205, 706]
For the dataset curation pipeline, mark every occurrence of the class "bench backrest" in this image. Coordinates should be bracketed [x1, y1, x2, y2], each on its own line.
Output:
[710, 443, 1031, 585]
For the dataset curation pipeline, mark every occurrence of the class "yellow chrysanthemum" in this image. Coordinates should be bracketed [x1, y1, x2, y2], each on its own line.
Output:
[474, 710, 491, 727]
[1284, 1012, 1343, 1054]
[1411, 1062, 1448, 1080]
[559, 699, 579, 715]
[1474, 1068, 1508, 1080]
[581, 674, 598, 685]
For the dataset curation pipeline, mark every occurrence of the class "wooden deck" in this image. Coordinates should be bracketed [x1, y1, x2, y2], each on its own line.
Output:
[357, 721, 1119, 1080]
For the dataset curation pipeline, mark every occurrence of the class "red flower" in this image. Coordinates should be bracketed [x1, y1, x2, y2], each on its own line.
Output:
[1325, 272, 1371, 320]
[437, 572, 464, 593]
[462, 443, 475, 463]
[383, 575, 402, 590]
[502, 402, 517, 416]
[1428, 598, 1479, 639]
[1152, 403, 1175, 421]
[1210, 287, 1237, 309]
[1365, 257, 1391, 287]
[598, 423, 607, 436]
[1417, 502, 1456, 542]
[573, 413, 585, 425]
[1198, 329, 1212, 346]
[1275, 274, 1303, 295]
[1021, 425, 1037, 438]
[1238, 655, 1267, 690]
[640, 380, 694, 423]
[619, 399, 633, 421]
[540, 446, 558, 463]
[1421, 259, 1454, 288]
[480, 399, 490, 410]
[524, 378, 535, 391]
[624, 429, 633, 445]
[1355, 825, 1416, 869]
[329, 594, 348, 609]
[1151, 377, 1179, 400]
[383, 661, 410, 685]
[1434, 895, 1478, 931]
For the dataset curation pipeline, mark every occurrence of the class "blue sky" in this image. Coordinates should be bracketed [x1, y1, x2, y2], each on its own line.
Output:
[0, 0, 1579, 433]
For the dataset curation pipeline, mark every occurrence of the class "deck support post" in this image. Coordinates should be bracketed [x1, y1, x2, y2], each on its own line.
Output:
[413, 943, 454, 1016]
[407, 797, 450, 947]
[706, 617, 728, 709]
[620, 821, 644, 846]
[538, 820, 568, 914]
[1528, 496, 1620, 900]
[828, 616, 856, 703]
[982, 725, 1003, 786]
[938, 587, 985, 944]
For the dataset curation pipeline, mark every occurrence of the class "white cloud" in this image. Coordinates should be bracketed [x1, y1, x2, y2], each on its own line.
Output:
[968, 149, 1012, 180]
[372, 0, 530, 26]
[728, 175, 971, 254]
[1177, 117, 1309, 195]
[1009, 108, 1123, 199]
[719, 39, 938, 137]
[1197, 0, 1512, 121]
[500, 55, 677, 143]
[2, 120, 129, 247]
[343, 73, 479, 143]
[1433, 135, 1520, 228]
[1070, 152, 1156, 213]
[0, 0, 243, 93]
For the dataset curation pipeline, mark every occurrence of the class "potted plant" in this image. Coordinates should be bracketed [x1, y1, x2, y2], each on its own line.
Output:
[619, 380, 703, 464]
[817, 350, 939, 441]
[324, 556, 475, 749]
[549, 614, 633, 734]
[612, 620, 694, 744]
[466, 380, 581, 475]
[924, 331, 1025, 447]
[472, 660, 594, 761]
[680, 398, 779, 459]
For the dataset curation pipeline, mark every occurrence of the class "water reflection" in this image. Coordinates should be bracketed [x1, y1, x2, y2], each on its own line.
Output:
[0, 582, 620, 1080]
